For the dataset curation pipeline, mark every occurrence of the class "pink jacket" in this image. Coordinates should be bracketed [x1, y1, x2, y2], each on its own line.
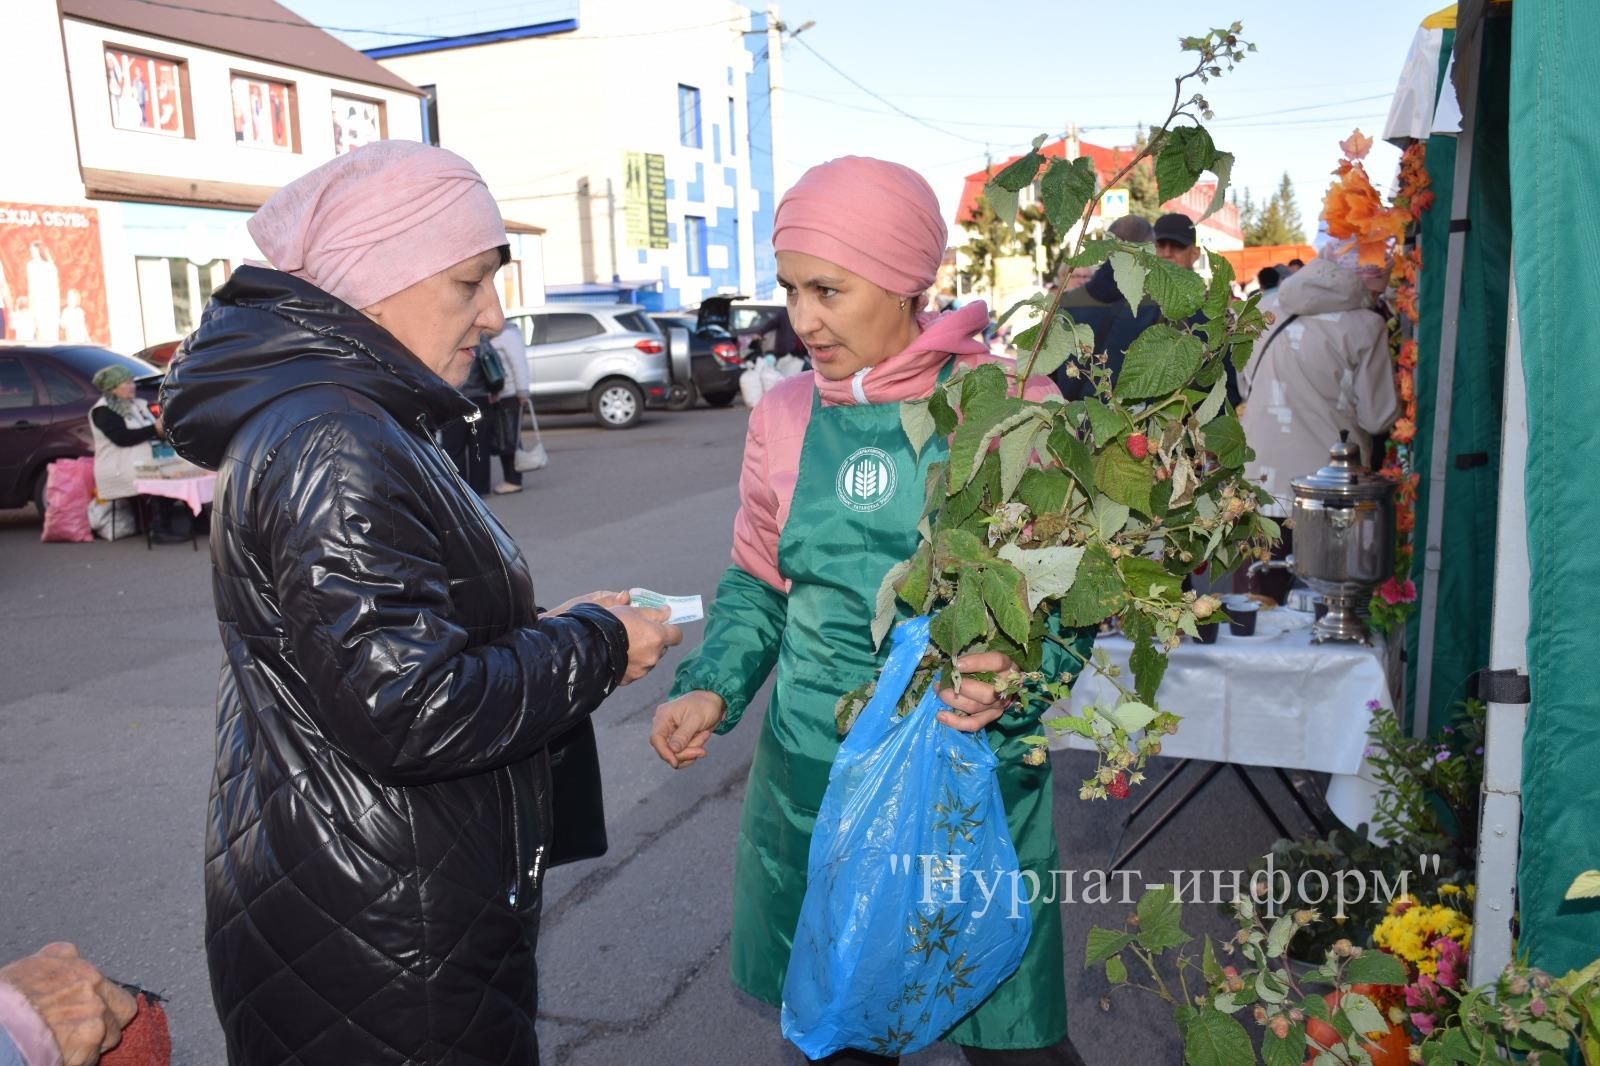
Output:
[731, 301, 1061, 592]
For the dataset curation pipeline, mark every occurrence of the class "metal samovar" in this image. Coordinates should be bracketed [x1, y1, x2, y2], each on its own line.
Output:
[1290, 434, 1397, 644]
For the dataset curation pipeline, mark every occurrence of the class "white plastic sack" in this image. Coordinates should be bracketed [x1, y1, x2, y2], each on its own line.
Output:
[775, 354, 806, 378]
[89, 497, 140, 540]
[740, 366, 766, 408]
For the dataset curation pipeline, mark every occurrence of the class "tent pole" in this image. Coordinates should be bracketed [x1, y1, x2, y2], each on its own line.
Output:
[1412, 22, 1486, 739]
[1469, 266, 1528, 988]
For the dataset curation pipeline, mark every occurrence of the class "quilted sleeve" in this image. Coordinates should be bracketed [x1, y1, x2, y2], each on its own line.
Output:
[256, 410, 629, 785]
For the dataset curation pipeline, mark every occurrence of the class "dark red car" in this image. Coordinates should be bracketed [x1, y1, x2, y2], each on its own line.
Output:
[0, 345, 163, 512]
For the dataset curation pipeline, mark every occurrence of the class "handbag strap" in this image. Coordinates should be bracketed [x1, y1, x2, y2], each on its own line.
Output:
[1243, 313, 1299, 398]
[522, 396, 543, 442]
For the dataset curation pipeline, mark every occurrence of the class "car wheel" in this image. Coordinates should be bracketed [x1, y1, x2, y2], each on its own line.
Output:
[703, 390, 738, 408]
[591, 379, 644, 429]
[32, 469, 48, 516]
[665, 381, 697, 412]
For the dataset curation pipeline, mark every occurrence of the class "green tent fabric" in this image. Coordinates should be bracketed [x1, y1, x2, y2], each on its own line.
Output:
[1402, 15, 1512, 737]
[1511, 0, 1600, 977]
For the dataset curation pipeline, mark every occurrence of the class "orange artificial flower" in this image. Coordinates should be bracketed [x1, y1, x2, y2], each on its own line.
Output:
[1391, 418, 1417, 445]
[1341, 129, 1375, 161]
[1394, 288, 1419, 321]
[1399, 370, 1415, 403]
[1397, 340, 1419, 370]
[1324, 161, 1409, 266]
[1397, 508, 1416, 534]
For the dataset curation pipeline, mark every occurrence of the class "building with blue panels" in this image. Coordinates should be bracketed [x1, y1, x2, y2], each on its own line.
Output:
[370, 2, 782, 312]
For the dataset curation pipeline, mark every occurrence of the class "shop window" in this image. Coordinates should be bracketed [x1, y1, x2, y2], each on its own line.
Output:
[135, 257, 229, 346]
[332, 93, 386, 155]
[104, 46, 190, 138]
[230, 73, 299, 152]
[685, 216, 708, 276]
[678, 85, 701, 148]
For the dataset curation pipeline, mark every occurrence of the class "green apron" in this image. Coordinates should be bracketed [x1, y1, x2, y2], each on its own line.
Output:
[728, 369, 1069, 1051]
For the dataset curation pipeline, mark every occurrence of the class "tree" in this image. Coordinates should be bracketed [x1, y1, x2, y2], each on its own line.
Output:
[1235, 188, 1259, 239]
[1123, 125, 1163, 221]
[1244, 171, 1305, 246]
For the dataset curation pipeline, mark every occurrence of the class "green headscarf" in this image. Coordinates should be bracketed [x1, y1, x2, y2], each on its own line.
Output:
[92, 365, 136, 417]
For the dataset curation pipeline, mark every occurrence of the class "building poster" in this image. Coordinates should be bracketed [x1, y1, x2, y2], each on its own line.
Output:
[104, 48, 185, 137]
[332, 95, 384, 155]
[231, 74, 294, 151]
[1100, 188, 1130, 221]
[624, 152, 670, 250]
[0, 203, 110, 345]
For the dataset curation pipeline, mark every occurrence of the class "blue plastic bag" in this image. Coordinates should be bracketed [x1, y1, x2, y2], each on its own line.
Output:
[780, 614, 1031, 1059]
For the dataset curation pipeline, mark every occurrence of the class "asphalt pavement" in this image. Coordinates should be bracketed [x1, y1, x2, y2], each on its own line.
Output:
[0, 403, 1320, 1065]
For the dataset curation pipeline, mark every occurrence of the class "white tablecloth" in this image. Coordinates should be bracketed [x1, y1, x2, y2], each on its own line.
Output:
[134, 472, 216, 516]
[1044, 608, 1392, 830]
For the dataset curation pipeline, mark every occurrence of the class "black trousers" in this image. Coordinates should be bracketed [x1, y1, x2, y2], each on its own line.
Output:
[810, 1037, 1088, 1065]
[439, 413, 492, 496]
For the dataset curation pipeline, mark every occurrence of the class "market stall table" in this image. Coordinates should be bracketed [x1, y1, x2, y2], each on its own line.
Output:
[1045, 606, 1394, 868]
[134, 470, 216, 550]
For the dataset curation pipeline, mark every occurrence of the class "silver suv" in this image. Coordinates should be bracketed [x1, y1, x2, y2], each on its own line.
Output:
[504, 303, 669, 429]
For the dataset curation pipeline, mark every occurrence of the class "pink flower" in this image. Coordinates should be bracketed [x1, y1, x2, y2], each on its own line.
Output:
[1435, 937, 1466, 989]
[1410, 1011, 1436, 1035]
[1377, 577, 1418, 606]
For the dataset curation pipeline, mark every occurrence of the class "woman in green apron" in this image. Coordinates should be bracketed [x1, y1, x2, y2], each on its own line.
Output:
[650, 156, 1089, 1066]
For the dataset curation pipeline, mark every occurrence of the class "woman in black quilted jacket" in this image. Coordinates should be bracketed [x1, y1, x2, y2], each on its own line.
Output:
[159, 141, 681, 1066]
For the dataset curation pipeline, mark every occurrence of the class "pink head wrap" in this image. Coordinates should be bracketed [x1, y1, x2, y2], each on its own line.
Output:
[773, 156, 947, 297]
[247, 140, 507, 310]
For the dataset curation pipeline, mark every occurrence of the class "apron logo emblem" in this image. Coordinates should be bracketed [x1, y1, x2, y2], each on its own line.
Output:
[836, 447, 897, 512]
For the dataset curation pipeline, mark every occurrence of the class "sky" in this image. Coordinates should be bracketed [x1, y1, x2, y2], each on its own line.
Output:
[285, 0, 1443, 241]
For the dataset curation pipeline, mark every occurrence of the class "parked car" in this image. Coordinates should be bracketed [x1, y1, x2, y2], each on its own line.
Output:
[135, 339, 182, 367]
[697, 296, 805, 362]
[502, 303, 669, 429]
[0, 345, 162, 513]
[649, 312, 742, 409]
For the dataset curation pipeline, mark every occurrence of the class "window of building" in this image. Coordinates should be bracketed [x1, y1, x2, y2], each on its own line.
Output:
[539, 313, 604, 344]
[104, 46, 189, 138]
[0, 358, 35, 410]
[727, 97, 736, 156]
[420, 85, 440, 146]
[332, 94, 386, 155]
[678, 84, 701, 148]
[685, 216, 708, 276]
[135, 257, 229, 346]
[497, 260, 523, 312]
[230, 73, 298, 151]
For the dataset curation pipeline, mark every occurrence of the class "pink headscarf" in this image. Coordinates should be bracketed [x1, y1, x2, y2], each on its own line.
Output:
[772, 156, 947, 297]
[247, 140, 507, 310]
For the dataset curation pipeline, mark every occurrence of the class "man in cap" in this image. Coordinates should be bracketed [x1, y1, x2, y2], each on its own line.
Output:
[1153, 211, 1204, 270]
[1053, 213, 1161, 400]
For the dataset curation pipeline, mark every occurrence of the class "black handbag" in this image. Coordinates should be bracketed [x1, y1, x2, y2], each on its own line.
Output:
[545, 716, 608, 868]
[491, 397, 521, 454]
[474, 333, 506, 394]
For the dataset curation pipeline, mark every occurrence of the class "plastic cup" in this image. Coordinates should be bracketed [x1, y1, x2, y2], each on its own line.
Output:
[1227, 601, 1259, 637]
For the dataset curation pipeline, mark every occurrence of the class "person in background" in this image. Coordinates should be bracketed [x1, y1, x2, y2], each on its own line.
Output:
[159, 140, 681, 1065]
[0, 943, 137, 1066]
[441, 335, 497, 495]
[1152, 212, 1242, 407]
[1256, 265, 1282, 292]
[1054, 213, 1159, 400]
[489, 320, 529, 494]
[1239, 247, 1397, 514]
[88, 365, 186, 543]
[1285, 257, 1305, 274]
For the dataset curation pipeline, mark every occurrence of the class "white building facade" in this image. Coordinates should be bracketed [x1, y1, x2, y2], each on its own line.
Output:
[0, 0, 547, 353]
[371, 0, 784, 310]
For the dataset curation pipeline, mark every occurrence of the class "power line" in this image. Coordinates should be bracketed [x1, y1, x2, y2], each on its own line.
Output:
[787, 36, 991, 146]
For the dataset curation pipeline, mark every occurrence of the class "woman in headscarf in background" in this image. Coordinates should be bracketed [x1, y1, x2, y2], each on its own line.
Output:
[159, 141, 682, 1066]
[649, 157, 1089, 1066]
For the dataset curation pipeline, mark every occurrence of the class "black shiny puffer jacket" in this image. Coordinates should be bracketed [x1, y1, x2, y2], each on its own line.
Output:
[161, 267, 628, 1065]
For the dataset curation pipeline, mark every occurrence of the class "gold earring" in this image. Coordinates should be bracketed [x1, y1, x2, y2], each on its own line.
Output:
[899, 298, 907, 310]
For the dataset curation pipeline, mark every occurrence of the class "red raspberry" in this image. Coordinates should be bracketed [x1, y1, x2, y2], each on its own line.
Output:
[1126, 433, 1149, 459]
[1107, 772, 1130, 800]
